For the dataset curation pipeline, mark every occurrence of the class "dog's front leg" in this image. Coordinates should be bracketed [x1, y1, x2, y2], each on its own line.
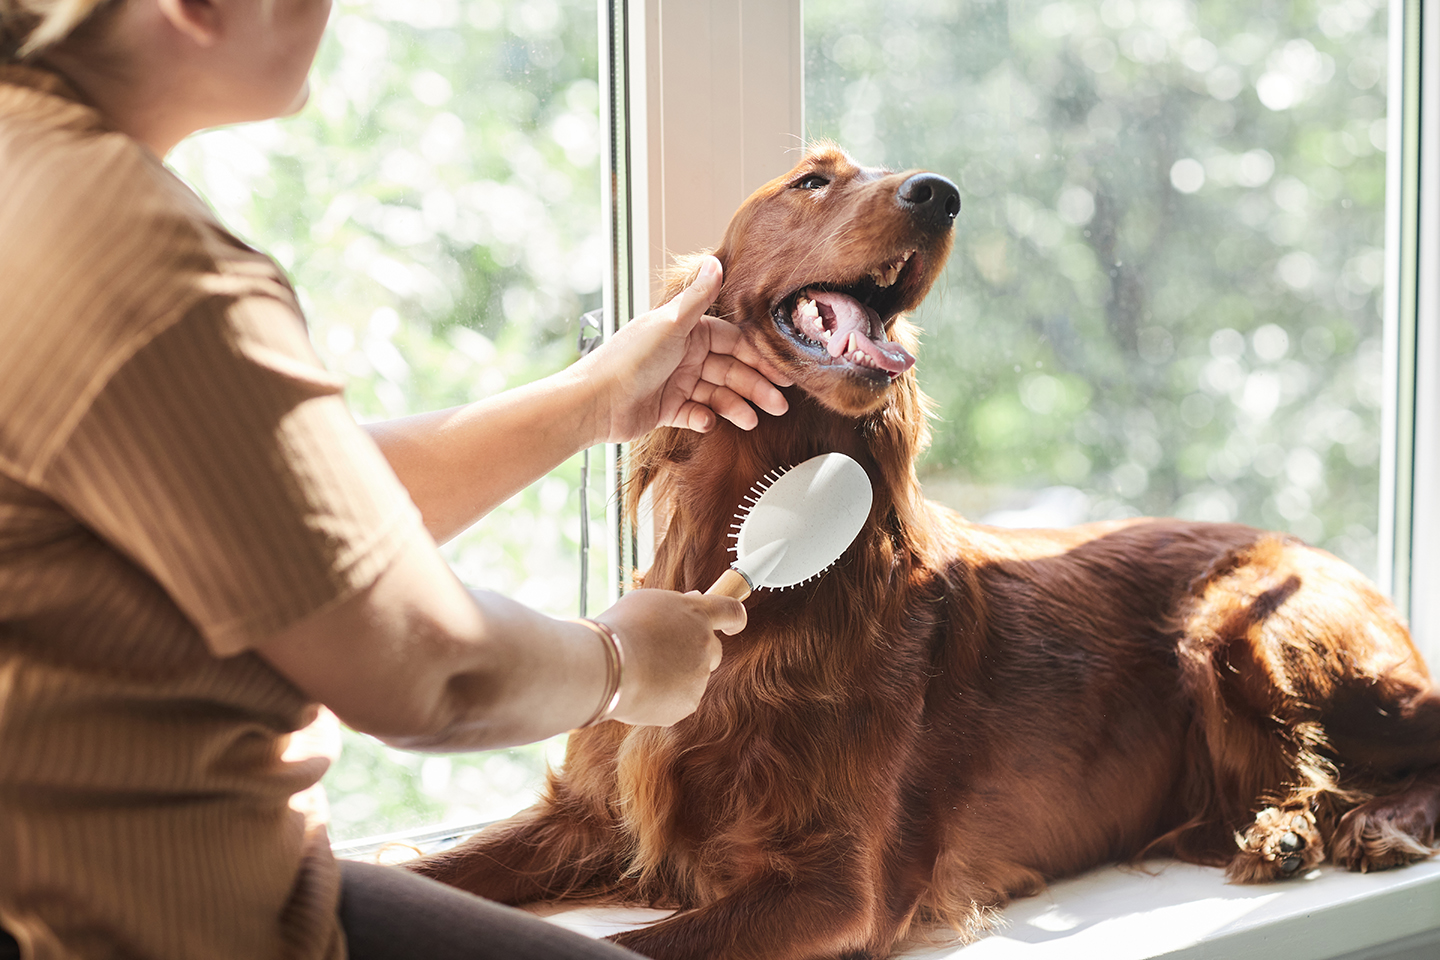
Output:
[407, 802, 628, 905]
[608, 868, 895, 960]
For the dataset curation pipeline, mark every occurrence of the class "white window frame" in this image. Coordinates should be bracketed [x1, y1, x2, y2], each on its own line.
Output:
[593, 2, 1440, 957]
[1382, 0, 1439, 661]
[599, 0, 803, 593]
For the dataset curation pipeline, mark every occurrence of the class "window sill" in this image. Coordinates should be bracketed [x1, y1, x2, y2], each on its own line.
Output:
[537, 858, 1440, 960]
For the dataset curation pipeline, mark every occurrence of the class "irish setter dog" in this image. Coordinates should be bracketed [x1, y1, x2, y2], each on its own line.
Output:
[410, 146, 1440, 959]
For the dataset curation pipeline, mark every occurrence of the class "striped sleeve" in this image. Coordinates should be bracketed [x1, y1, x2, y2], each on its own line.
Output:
[38, 288, 425, 657]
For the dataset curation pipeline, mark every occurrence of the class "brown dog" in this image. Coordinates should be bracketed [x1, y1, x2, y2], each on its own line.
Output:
[410, 145, 1440, 960]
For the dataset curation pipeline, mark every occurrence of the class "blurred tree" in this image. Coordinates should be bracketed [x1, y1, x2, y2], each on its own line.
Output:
[805, 0, 1388, 577]
[171, 0, 604, 841]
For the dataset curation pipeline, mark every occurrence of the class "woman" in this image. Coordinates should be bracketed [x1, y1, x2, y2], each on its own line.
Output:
[0, 1, 790, 958]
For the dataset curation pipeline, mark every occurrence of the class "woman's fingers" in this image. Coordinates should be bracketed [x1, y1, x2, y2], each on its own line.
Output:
[700, 352, 788, 419]
[692, 591, 746, 637]
[671, 399, 718, 433]
[665, 384, 764, 434]
[701, 385, 759, 432]
[665, 256, 723, 334]
[587, 253, 799, 441]
[699, 316, 794, 388]
[596, 588, 745, 726]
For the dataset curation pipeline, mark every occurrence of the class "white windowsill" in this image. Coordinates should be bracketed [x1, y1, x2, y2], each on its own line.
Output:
[536, 857, 1440, 960]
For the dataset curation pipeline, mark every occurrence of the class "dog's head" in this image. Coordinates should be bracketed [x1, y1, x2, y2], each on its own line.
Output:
[636, 146, 958, 590]
[686, 143, 958, 417]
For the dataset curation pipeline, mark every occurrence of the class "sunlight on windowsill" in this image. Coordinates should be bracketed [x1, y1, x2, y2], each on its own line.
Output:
[534, 857, 1440, 959]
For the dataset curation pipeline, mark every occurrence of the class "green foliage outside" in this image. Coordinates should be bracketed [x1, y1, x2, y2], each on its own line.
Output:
[171, 0, 605, 842]
[171, 0, 1390, 843]
[806, 0, 1388, 576]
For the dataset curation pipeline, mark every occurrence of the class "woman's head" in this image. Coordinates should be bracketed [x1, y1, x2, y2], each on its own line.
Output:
[4, 0, 332, 155]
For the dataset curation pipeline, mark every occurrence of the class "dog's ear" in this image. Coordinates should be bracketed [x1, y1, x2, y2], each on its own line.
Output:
[625, 426, 696, 538]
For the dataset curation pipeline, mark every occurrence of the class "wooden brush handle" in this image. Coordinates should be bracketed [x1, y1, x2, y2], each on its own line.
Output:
[706, 567, 752, 600]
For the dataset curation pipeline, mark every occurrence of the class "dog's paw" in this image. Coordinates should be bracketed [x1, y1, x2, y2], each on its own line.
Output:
[1331, 795, 1437, 873]
[1226, 806, 1325, 882]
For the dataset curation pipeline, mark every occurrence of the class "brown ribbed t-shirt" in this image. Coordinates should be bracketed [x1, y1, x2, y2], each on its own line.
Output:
[0, 65, 425, 960]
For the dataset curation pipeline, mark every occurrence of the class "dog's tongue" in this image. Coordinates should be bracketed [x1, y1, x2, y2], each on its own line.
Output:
[805, 289, 916, 376]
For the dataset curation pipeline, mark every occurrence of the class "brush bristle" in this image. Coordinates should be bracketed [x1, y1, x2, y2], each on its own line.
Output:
[762, 558, 837, 593]
[729, 462, 798, 562]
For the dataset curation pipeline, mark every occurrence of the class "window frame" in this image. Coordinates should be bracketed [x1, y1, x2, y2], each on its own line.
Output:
[1382, 0, 1438, 659]
[600, 0, 804, 590]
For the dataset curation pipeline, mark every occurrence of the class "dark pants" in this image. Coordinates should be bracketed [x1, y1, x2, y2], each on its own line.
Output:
[0, 861, 641, 960]
[337, 860, 643, 960]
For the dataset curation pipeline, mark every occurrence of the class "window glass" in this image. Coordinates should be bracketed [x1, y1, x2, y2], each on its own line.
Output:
[170, 0, 603, 842]
[804, 0, 1388, 578]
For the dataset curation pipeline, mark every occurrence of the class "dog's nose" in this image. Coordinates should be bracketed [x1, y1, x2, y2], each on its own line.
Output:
[897, 173, 961, 229]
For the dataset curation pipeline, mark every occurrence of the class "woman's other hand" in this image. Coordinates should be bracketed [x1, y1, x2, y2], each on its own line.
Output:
[364, 256, 793, 544]
[580, 255, 791, 442]
[594, 588, 745, 728]
[256, 535, 748, 750]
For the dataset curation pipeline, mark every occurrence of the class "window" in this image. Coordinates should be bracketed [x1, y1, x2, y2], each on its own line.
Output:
[604, 0, 1440, 953]
[618, 0, 1435, 663]
[172, 0, 608, 843]
[808, 0, 1388, 577]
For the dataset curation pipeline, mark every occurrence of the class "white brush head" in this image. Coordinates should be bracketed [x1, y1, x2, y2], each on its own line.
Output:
[730, 452, 873, 590]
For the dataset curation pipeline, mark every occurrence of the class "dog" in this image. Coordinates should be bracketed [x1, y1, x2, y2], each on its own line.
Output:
[409, 145, 1440, 960]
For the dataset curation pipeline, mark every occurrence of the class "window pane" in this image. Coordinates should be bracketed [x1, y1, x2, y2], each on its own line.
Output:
[170, 0, 603, 842]
[804, 0, 1388, 578]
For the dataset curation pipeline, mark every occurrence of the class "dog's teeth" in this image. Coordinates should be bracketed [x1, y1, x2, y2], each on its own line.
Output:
[845, 330, 868, 366]
[871, 257, 903, 288]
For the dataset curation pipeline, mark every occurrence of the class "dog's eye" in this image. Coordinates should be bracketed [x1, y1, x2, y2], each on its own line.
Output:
[793, 174, 830, 190]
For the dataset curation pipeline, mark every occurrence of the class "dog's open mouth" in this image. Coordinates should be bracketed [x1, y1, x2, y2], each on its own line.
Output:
[771, 251, 920, 379]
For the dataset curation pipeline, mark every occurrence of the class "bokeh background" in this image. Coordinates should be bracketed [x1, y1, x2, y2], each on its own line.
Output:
[807, 0, 1388, 568]
[172, 0, 606, 842]
[170, 0, 1389, 842]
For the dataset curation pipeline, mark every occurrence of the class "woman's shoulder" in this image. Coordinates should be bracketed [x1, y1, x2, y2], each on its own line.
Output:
[1, 67, 298, 330]
[2, 88, 202, 265]
[1, 64, 280, 289]
[0, 67, 304, 476]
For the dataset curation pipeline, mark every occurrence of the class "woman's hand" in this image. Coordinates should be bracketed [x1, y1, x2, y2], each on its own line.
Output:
[366, 256, 793, 544]
[578, 255, 792, 443]
[593, 588, 746, 727]
[257, 534, 748, 750]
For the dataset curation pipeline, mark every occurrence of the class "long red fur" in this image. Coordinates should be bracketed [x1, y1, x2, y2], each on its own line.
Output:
[410, 145, 1440, 960]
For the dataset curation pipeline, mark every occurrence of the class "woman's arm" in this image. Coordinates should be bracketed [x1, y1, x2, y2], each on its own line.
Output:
[262, 259, 783, 741]
[363, 370, 602, 545]
[255, 531, 745, 749]
[364, 257, 790, 543]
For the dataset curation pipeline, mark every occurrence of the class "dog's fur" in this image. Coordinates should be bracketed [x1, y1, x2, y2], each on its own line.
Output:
[410, 146, 1440, 960]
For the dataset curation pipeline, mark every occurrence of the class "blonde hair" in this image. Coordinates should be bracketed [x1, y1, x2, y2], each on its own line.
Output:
[1, 0, 115, 59]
